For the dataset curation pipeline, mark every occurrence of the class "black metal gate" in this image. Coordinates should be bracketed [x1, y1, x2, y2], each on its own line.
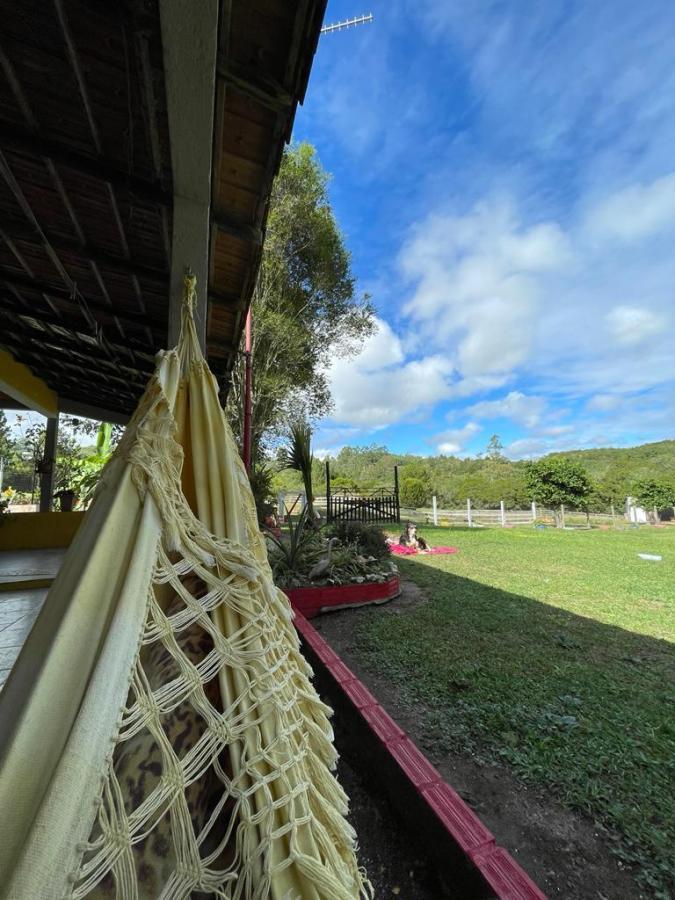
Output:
[325, 462, 400, 524]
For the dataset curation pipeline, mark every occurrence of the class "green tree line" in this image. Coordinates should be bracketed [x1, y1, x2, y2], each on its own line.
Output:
[271, 438, 675, 514]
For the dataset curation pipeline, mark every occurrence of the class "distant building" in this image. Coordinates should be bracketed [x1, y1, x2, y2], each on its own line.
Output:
[625, 497, 648, 523]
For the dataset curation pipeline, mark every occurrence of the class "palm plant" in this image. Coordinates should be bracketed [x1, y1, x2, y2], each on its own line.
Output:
[279, 421, 315, 523]
[264, 508, 324, 586]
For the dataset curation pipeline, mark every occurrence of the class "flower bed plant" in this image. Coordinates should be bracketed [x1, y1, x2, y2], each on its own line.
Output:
[266, 513, 397, 589]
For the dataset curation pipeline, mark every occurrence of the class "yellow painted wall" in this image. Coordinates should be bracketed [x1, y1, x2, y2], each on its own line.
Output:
[0, 350, 58, 418]
[0, 512, 85, 550]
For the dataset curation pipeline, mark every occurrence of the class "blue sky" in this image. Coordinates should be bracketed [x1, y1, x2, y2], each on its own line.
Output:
[293, 0, 675, 459]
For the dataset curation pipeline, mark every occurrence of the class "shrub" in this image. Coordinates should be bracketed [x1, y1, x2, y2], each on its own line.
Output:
[325, 521, 390, 559]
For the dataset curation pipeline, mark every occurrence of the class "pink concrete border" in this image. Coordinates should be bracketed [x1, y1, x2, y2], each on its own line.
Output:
[293, 608, 547, 900]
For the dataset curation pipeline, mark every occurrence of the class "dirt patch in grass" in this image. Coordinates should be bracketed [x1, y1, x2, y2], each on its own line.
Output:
[316, 578, 644, 900]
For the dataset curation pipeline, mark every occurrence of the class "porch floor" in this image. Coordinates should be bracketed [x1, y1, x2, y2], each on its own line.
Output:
[0, 548, 60, 691]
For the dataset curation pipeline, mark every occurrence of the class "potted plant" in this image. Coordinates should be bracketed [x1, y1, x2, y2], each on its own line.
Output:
[54, 487, 77, 512]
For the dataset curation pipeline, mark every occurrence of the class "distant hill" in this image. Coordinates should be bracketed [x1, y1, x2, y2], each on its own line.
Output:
[549, 440, 675, 481]
[272, 439, 675, 511]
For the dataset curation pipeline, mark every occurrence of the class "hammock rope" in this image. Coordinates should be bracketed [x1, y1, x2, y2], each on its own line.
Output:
[0, 275, 371, 900]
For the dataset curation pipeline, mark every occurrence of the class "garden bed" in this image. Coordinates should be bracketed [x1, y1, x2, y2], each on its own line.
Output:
[283, 574, 400, 618]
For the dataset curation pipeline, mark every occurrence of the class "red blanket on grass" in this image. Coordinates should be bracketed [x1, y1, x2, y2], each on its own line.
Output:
[388, 543, 459, 556]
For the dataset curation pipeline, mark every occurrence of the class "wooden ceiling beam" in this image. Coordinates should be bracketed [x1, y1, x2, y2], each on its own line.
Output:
[0, 303, 156, 361]
[0, 273, 165, 331]
[210, 213, 262, 246]
[0, 320, 151, 382]
[0, 123, 171, 207]
[53, 0, 103, 155]
[0, 305, 156, 362]
[2, 222, 168, 282]
[0, 335, 142, 396]
[216, 55, 293, 113]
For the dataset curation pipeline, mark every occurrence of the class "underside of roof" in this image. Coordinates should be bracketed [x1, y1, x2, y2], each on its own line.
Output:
[0, 0, 326, 420]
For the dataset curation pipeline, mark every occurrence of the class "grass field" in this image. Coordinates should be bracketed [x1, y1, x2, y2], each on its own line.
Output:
[354, 526, 675, 896]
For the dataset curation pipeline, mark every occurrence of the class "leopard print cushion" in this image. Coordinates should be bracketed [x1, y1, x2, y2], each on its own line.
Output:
[88, 580, 226, 898]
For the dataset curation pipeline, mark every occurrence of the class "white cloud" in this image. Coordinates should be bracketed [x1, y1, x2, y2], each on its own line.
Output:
[587, 174, 675, 242]
[586, 394, 623, 412]
[467, 390, 546, 428]
[313, 447, 341, 461]
[605, 305, 667, 347]
[447, 374, 513, 397]
[435, 422, 481, 455]
[326, 318, 454, 427]
[399, 199, 569, 379]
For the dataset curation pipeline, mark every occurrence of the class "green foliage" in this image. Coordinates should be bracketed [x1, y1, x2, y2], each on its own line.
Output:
[0, 416, 121, 508]
[400, 476, 430, 508]
[632, 479, 675, 516]
[484, 434, 505, 460]
[525, 458, 593, 524]
[266, 514, 393, 588]
[325, 521, 390, 560]
[0, 410, 11, 461]
[265, 510, 324, 586]
[278, 422, 315, 520]
[248, 463, 275, 522]
[292, 440, 675, 514]
[227, 143, 374, 459]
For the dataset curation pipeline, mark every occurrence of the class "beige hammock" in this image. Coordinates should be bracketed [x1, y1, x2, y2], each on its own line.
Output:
[0, 276, 370, 900]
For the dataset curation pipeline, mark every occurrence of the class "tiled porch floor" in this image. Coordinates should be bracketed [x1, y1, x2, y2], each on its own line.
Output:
[0, 549, 61, 691]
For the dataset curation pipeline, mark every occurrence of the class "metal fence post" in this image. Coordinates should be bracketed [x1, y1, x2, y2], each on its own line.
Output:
[500, 499, 506, 527]
[432, 495, 438, 526]
[466, 497, 472, 528]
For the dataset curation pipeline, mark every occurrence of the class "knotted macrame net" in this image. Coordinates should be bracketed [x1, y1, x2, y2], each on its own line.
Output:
[0, 276, 371, 900]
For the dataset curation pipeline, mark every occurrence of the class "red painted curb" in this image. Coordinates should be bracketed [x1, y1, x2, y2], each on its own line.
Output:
[283, 574, 400, 618]
[293, 608, 547, 900]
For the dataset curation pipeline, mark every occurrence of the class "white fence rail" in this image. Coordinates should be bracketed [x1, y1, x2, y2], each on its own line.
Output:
[276, 492, 670, 529]
[401, 500, 624, 528]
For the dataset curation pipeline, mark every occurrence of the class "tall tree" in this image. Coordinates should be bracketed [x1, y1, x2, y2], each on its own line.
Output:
[0, 411, 11, 461]
[525, 458, 592, 526]
[227, 143, 374, 459]
[484, 434, 505, 460]
[632, 478, 675, 523]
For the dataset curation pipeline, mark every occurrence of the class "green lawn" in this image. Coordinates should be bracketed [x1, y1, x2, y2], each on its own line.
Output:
[355, 526, 675, 896]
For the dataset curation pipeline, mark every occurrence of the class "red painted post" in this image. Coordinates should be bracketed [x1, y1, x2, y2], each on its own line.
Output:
[243, 306, 253, 475]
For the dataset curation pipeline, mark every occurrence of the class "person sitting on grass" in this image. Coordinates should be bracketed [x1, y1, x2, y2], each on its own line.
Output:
[399, 521, 430, 552]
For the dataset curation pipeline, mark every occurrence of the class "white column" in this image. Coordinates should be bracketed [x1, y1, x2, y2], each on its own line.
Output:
[531, 501, 537, 521]
[277, 491, 285, 522]
[560, 504, 565, 528]
[500, 499, 506, 527]
[160, 0, 219, 349]
[432, 495, 438, 526]
[466, 497, 472, 528]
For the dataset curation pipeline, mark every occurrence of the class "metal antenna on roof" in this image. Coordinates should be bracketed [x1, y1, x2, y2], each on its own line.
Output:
[320, 13, 373, 35]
